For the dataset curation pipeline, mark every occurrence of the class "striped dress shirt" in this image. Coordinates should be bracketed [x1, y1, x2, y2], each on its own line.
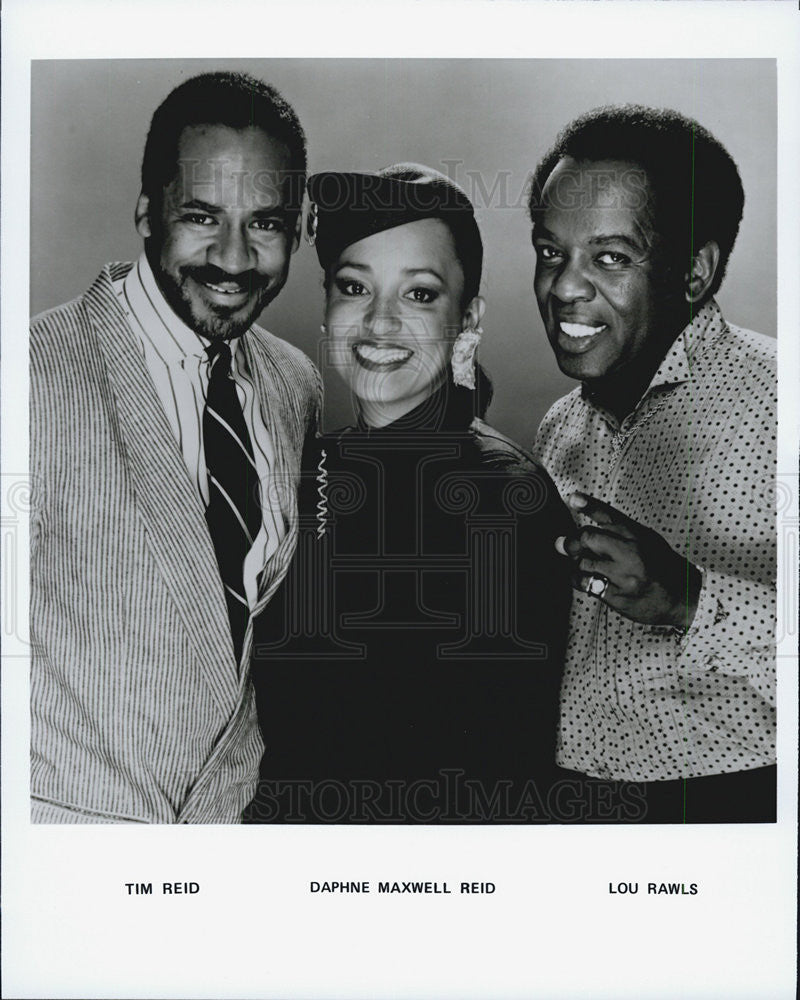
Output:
[114, 254, 285, 609]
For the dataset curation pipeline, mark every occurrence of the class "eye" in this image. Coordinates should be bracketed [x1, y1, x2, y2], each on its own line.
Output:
[250, 218, 285, 233]
[535, 244, 563, 264]
[406, 287, 439, 304]
[596, 251, 631, 266]
[334, 277, 368, 297]
[183, 213, 216, 226]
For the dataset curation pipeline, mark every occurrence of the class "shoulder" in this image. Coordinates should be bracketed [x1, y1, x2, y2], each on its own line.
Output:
[31, 294, 89, 347]
[249, 324, 320, 389]
[538, 386, 584, 426]
[31, 263, 129, 353]
[469, 418, 537, 470]
[702, 301, 774, 372]
[719, 320, 776, 373]
[249, 323, 315, 370]
[31, 293, 95, 382]
[703, 315, 776, 409]
[534, 386, 585, 448]
[469, 417, 561, 493]
[466, 419, 570, 528]
[248, 324, 322, 409]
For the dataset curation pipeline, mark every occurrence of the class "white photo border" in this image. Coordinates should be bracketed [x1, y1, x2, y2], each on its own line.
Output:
[2, 2, 798, 998]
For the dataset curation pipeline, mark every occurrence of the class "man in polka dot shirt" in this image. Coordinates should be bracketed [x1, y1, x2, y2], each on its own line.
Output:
[530, 106, 776, 822]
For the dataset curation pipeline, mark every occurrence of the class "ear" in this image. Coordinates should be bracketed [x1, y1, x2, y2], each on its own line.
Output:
[135, 193, 152, 239]
[462, 294, 486, 333]
[290, 212, 302, 254]
[685, 240, 720, 304]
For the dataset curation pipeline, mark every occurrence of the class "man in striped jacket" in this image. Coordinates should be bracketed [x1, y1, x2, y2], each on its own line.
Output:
[30, 72, 321, 823]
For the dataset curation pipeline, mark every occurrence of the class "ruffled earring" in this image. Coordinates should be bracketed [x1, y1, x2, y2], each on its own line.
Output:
[451, 325, 482, 390]
[305, 202, 319, 246]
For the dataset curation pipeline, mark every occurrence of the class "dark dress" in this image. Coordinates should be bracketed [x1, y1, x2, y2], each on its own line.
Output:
[245, 378, 574, 823]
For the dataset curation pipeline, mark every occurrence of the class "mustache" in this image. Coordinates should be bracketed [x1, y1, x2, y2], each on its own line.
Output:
[183, 265, 267, 289]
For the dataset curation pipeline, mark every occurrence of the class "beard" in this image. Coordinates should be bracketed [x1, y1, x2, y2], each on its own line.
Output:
[145, 241, 282, 341]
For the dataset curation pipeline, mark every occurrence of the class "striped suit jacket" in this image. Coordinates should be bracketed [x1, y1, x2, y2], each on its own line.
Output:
[30, 262, 321, 823]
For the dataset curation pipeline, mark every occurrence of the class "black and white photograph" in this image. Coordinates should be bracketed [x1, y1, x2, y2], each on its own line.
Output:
[27, 56, 778, 826]
[2, 1, 798, 998]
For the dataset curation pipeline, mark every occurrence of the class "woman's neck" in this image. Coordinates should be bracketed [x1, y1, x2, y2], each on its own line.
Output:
[357, 377, 447, 429]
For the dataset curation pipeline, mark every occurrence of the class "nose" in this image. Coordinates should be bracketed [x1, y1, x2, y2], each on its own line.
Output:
[209, 221, 254, 274]
[366, 299, 402, 339]
[550, 252, 595, 304]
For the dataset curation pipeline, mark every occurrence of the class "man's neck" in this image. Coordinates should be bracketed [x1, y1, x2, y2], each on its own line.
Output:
[587, 332, 680, 423]
[585, 299, 701, 422]
[589, 371, 656, 424]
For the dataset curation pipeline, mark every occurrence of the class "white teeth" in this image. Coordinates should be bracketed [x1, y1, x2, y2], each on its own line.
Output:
[205, 282, 244, 294]
[560, 321, 604, 339]
[356, 344, 412, 364]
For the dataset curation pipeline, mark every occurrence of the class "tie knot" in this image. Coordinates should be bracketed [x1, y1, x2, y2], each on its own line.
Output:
[206, 339, 233, 372]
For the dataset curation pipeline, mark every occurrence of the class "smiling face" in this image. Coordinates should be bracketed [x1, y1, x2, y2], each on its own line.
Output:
[324, 218, 474, 426]
[533, 156, 685, 386]
[136, 124, 299, 341]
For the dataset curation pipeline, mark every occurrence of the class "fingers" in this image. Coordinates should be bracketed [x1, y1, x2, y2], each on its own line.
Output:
[560, 526, 629, 562]
[555, 525, 636, 597]
[568, 493, 636, 536]
[556, 535, 608, 576]
[576, 555, 609, 576]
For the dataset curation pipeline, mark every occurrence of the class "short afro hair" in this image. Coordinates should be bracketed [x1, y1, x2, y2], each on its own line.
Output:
[141, 71, 306, 213]
[528, 105, 744, 297]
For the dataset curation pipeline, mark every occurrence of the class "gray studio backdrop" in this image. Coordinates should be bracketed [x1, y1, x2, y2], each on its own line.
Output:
[31, 59, 776, 443]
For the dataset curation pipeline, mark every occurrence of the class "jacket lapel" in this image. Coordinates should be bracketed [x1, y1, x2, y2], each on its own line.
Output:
[241, 331, 303, 618]
[175, 329, 310, 821]
[85, 265, 239, 715]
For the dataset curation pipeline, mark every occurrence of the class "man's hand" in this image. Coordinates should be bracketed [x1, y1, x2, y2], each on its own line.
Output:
[555, 493, 701, 629]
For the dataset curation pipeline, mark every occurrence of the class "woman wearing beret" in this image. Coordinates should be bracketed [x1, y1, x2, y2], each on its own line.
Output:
[246, 165, 573, 823]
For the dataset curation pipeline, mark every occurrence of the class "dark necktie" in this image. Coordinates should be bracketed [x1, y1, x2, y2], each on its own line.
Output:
[203, 340, 262, 662]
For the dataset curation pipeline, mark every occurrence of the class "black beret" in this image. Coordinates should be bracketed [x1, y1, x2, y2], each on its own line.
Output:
[306, 163, 481, 270]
